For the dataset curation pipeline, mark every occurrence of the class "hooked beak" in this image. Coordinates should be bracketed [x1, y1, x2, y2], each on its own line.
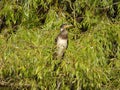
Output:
[64, 24, 73, 29]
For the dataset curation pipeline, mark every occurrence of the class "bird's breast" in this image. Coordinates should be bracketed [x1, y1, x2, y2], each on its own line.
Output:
[57, 37, 67, 48]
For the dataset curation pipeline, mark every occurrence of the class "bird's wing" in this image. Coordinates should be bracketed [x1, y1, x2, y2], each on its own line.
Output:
[55, 32, 62, 43]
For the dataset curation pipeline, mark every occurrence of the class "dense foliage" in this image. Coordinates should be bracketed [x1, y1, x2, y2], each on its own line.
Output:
[0, 0, 120, 90]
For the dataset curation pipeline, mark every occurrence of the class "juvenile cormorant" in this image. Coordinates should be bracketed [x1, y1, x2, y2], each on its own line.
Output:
[53, 24, 73, 60]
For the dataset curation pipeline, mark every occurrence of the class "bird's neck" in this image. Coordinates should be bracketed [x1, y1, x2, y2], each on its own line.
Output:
[59, 30, 68, 39]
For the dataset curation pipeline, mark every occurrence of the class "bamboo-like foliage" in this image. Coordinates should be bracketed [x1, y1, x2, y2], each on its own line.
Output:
[0, 0, 119, 29]
[0, 0, 120, 90]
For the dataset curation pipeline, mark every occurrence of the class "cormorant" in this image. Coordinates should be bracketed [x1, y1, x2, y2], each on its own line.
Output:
[53, 24, 73, 60]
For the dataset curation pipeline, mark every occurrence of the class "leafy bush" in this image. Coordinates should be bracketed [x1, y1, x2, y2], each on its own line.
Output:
[0, 0, 120, 89]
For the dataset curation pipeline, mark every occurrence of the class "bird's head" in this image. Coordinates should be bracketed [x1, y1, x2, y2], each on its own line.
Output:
[60, 24, 73, 32]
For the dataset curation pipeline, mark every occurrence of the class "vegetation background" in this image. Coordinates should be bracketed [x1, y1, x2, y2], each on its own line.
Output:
[0, 0, 120, 90]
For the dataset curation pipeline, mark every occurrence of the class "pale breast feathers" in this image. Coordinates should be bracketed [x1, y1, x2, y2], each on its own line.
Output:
[57, 37, 67, 48]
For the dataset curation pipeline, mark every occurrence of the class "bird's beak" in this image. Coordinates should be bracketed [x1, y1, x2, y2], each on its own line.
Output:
[65, 24, 73, 29]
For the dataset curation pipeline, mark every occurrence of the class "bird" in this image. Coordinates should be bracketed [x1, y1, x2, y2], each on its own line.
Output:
[53, 24, 73, 60]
